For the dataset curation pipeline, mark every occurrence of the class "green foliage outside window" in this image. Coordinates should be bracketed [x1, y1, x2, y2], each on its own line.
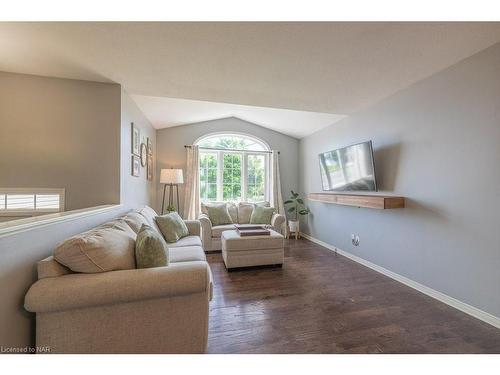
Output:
[198, 134, 268, 202]
[223, 153, 242, 201]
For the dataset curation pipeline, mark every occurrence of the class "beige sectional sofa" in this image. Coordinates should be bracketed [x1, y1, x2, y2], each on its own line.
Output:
[24, 206, 213, 354]
[199, 201, 286, 251]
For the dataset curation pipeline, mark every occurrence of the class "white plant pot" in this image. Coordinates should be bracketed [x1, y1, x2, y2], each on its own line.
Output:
[288, 220, 299, 232]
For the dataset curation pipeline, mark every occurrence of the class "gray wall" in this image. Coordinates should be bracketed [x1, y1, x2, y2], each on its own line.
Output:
[0, 76, 157, 349]
[0, 71, 122, 211]
[156, 117, 299, 215]
[299, 43, 500, 318]
[120, 90, 157, 209]
[0, 206, 128, 349]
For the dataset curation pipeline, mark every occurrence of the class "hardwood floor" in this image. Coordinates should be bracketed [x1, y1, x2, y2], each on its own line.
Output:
[206, 238, 500, 353]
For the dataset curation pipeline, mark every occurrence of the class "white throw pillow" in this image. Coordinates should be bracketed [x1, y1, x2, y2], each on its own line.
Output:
[54, 220, 136, 273]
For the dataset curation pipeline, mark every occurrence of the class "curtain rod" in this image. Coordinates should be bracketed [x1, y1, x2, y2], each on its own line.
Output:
[184, 145, 279, 154]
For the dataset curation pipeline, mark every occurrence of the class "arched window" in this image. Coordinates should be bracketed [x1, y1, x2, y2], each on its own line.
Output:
[195, 133, 271, 203]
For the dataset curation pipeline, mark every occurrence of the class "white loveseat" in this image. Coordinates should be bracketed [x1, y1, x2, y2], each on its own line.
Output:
[198, 201, 286, 251]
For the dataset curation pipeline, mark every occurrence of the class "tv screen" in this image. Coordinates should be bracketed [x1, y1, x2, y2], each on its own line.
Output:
[319, 141, 377, 192]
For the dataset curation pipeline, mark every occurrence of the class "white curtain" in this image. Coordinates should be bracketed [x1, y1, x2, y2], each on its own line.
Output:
[270, 150, 286, 233]
[183, 145, 200, 220]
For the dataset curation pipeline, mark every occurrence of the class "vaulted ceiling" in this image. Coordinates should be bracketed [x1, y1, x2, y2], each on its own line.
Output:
[130, 95, 345, 138]
[1, 22, 499, 137]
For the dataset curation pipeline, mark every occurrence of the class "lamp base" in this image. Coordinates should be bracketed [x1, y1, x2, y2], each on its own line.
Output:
[161, 184, 180, 215]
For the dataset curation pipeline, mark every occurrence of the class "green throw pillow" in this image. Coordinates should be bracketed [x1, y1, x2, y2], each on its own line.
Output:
[207, 204, 233, 226]
[135, 224, 169, 269]
[250, 206, 275, 225]
[155, 212, 189, 243]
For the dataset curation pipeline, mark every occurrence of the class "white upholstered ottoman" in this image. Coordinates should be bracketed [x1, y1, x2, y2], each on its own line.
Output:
[221, 229, 284, 270]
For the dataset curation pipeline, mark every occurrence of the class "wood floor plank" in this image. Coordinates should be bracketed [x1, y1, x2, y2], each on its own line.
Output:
[206, 239, 500, 353]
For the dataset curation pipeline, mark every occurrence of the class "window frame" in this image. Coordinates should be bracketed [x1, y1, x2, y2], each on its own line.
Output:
[196, 133, 271, 203]
[245, 152, 269, 203]
[199, 151, 219, 202]
[0, 188, 65, 217]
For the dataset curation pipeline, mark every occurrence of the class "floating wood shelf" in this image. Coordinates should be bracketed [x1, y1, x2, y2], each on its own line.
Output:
[308, 193, 405, 209]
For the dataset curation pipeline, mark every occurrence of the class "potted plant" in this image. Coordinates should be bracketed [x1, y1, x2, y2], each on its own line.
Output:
[284, 190, 310, 237]
[166, 204, 177, 213]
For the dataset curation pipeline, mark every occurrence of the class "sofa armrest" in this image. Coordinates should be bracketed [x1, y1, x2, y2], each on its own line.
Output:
[184, 220, 201, 236]
[25, 261, 211, 313]
[198, 214, 213, 251]
[271, 213, 286, 234]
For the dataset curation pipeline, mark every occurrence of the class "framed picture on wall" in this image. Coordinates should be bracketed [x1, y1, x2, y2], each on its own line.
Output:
[131, 123, 140, 156]
[147, 137, 153, 156]
[131, 155, 140, 177]
[147, 155, 153, 181]
[140, 143, 148, 167]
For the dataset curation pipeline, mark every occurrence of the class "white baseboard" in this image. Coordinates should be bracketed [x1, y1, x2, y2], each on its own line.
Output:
[300, 233, 500, 330]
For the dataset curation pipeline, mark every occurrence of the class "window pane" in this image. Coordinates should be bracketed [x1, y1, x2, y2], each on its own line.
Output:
[197, 135, 266, 151]
[199, 152, 218, 202]
[223, 168, 232, 182]
[36, 194, 60, 209]
[208, 168, 217, 183]
[6, 194, 35, 210]
[247, 155, 266, 202]
[223, 153, 242, 201]
[208, 184, 217, 200]
[0, 194, 5, 209]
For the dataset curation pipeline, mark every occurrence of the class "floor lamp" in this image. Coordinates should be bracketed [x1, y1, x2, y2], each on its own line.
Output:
[160, 168, 184, 214]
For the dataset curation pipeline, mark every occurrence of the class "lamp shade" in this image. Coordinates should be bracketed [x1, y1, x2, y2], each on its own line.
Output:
[160, 168, 184, 184]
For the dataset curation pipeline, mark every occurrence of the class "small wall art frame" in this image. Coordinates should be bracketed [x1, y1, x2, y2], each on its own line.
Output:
[147, 137, 153, 156]
[131, 123, 140, 156]
[140, 143, 148, 167]
[147, 155, 153, 181]
[131, 155, 140, 177]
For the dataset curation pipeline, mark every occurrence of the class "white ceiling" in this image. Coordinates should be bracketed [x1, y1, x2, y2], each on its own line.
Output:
[131, 95, 345, 138]
[1, 22, 500, 137]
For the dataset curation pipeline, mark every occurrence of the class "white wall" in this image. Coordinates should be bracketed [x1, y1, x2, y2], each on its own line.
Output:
[299, 43, 500, 318]
[0, 71, 122, 211]
[155, 117, 299, 215]
[120, 90, 157, 209]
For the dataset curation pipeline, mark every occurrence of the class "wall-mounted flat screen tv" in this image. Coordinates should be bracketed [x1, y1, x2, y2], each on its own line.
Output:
[319, 141, 377, 192]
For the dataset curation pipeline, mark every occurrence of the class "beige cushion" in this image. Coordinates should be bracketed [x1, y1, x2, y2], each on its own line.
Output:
[237, 203, 254, 224]
[211, 224, 236, 238]
[237, 201, 271, 223]
[169, 246, 207, 263]
[137, 206, 161, 232]
[168, 235, 202, 248]
[123, 212, 150, 234]
[37, 256, 72, 279]
[54, 220, 136, 273]
[201, 202, 238, 223]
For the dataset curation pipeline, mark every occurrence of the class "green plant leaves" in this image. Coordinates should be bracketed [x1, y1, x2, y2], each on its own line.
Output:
[284, 191, 310, 218]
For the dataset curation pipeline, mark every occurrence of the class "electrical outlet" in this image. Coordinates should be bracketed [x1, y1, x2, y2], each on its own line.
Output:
[351, 234, 360, 246]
